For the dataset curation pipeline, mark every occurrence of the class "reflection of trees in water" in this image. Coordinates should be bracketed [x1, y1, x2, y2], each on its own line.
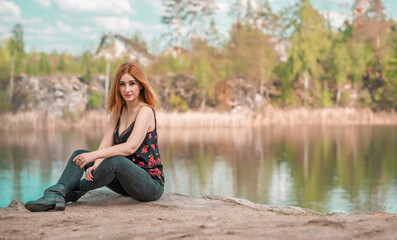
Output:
[0, 128, 104, 202]
[2, 126, 396, 212]
[159, 126, 397, 213]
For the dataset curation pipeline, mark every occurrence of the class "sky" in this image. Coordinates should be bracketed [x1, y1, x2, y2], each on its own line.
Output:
[1, 0, 397, 55]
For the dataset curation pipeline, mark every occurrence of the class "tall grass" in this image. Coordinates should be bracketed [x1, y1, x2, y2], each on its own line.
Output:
[1, 107, 397, 131]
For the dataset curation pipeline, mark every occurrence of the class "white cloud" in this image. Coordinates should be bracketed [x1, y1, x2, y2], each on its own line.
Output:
[93, 17, 143, 31]
[55, 0, 134, 14]
[322, 10, 351, 29]
[217, 0, 229, 14]
[0, 32, 12, 39]
[147, 0, 164, 16]
[0, 0, 21, 22]
[34, 0, 52, 8]
[324, 0, 354, 4]
[80, 26, 92, 33]
[21, 17, 44, 25]
[0, 0, 20, 17]
[56, 20, 74, 33]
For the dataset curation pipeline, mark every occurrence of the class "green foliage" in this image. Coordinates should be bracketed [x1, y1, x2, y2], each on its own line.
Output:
[81, 51, 93, 84]
[168, 94, 188, 111]
[340, 90, 352, 106]
[3, 0, 397, 111]
[273, 59, 294, 106]
[314, 82, 333, 107]
[0, 90, 11, 112]
[88, 92, 103, 109]
[57, 53, 66, 72]
[0, 39, 11, 82]
[38, 53, 51, 75]
[10, 24, 25, 75]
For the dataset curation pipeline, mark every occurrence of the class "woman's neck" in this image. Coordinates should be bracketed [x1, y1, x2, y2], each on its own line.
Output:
[125, 99, 140, 113]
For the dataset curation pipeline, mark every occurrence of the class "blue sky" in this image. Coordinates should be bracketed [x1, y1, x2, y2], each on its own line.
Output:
[1, 0, 397, 55]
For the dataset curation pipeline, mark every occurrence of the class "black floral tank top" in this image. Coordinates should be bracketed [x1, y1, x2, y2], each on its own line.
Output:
[113, 105, 164, 186]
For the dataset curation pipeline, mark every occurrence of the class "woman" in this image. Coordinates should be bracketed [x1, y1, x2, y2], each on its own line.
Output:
[25, 62, 164, 212]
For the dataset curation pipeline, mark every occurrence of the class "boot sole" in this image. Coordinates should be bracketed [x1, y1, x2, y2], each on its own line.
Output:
[25, 202, 66, 212]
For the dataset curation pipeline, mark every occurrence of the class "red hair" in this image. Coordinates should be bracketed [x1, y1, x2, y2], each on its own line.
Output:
[106, 62, 157, 114]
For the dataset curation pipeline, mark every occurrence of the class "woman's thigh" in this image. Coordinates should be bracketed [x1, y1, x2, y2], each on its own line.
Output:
[95, 156, 163, 201]
[106, 178, 128, 196]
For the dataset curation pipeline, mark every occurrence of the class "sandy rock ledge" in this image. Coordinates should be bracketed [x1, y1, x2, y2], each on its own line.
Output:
[1, 190, 396, 239]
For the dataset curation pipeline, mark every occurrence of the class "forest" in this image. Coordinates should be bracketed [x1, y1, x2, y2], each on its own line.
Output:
[1, 0, 397, 112]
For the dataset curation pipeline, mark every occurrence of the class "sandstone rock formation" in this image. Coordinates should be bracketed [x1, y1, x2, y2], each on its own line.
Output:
[13, 74, 89, 118]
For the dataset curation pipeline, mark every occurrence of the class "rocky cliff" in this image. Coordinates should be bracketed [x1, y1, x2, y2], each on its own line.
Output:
[13, 74, 91, 118]
[11, 73, 265, 117]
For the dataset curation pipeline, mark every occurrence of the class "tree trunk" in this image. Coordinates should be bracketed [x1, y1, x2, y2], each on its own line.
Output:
[201, 88, 207, 110]
[105, 60, 110, 104]
[303, 68, 309, 106]
[9, 53, 15, 102]
[177, 13, 181, 55]
[259, 41, 266, 98]
[336, 85, 341, 106]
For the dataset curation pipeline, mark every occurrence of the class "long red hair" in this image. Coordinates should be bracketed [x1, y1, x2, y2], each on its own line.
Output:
[106, 62, 157, 114]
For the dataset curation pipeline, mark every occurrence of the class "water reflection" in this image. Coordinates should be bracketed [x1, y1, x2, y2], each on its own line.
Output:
[0, 126, 396, 213]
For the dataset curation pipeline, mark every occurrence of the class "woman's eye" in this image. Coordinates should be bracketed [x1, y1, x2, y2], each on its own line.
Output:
[120, 82, 125, 86]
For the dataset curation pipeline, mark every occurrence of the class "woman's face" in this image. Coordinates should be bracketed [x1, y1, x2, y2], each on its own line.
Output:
[119, 73, 141, 103]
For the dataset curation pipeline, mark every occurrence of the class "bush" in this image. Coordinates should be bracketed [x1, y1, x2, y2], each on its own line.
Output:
[168, 94, 188, 111]
[88, 92, 103, 109]
[0, 90, 11, 112]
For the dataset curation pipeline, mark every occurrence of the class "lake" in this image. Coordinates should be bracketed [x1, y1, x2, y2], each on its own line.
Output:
[1, 125, 396, 214]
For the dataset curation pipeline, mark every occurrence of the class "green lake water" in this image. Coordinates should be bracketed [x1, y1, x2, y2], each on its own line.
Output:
[1, 126, 396, 214]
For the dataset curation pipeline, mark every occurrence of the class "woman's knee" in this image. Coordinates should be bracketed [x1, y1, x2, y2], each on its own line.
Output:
[70, 149, 89, 160]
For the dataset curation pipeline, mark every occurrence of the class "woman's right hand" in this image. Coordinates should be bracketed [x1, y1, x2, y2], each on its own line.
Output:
[85, 166, 96, 181]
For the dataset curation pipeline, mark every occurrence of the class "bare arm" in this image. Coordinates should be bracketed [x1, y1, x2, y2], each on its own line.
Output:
[75, 106, 154, 168]
[93, 109, 119, 166]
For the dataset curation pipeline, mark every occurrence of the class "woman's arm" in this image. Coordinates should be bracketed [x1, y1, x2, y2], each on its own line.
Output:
[93, 109, 119, 166]
[75, 106, 154, 168]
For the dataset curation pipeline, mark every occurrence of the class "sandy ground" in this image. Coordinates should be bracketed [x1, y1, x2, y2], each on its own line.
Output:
[1, 190, 396, 240]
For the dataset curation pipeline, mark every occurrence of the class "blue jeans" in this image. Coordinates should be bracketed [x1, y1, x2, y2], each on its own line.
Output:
[57, 150, 164, 202]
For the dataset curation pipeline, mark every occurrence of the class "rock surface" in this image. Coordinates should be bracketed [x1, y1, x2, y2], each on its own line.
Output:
[13, 75, 89, 118]
[1, 190, 396, 240]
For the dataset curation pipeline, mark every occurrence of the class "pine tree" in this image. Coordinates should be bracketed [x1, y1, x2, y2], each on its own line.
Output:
[289, 0, 330, 106]
[161, 0, 189, 51]
[8, 24, 24, 101]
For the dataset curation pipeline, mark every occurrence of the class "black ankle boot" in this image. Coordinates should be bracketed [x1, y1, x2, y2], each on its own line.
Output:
[25, 184, 66, 212]
[64, 190, 86, 203]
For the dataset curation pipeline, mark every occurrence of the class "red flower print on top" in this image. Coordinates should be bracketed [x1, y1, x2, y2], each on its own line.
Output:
[141, 147, 148, 153]
[155, 135, 157, 139]
[137, 162, 144, 167]
[150, 156, 155, 164]
[156, 158, 161, 164]
[149, 167, 162, 176]
[148, 133, 152, 139]
[151, 144, 155, 149]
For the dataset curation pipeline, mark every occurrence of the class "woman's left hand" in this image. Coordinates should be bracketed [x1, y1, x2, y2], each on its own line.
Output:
[73, 152, 96, 169]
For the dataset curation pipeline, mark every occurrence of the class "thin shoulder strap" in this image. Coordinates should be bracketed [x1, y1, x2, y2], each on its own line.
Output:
[138, 104, 156, 128]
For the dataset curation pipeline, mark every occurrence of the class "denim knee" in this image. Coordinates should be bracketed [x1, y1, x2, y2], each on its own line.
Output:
[70, 149, 89, 161]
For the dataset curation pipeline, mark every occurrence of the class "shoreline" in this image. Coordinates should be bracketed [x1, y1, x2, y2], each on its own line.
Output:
[1, 190, 396, 239]
[1, 107, 397, 130]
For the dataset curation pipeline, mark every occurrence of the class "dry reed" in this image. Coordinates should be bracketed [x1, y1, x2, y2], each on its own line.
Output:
[1, 107, 397, 131]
